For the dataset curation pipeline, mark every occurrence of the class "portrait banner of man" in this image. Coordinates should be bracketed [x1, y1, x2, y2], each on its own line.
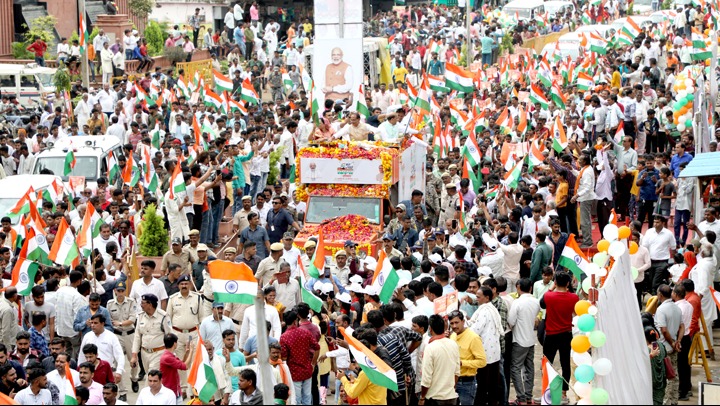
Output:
[313, 38, 362, 109]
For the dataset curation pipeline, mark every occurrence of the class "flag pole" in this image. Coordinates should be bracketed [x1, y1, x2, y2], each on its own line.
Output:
[78, 0, 90, 88]
[254, 294, 274, 405]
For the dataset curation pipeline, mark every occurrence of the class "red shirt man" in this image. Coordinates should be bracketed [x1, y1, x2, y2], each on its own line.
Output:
[26, 39, 47, 58]
[280, 311, 320, 382]
[160, 346, 188, 397]
[684, 281, 702, 337]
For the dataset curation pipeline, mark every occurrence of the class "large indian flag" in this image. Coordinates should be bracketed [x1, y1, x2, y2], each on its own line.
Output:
[207, 260, 257, 304]
[541, 356, 563, 405]
[340, 326, 398, 392]
[530, 84, 549, 109]
[557, 234, 592, 279]
[576, 72, 594, 91]
[502, 159, 523, 189]
[371, 250, 399, 304]
[168, 163, 186, 200]
[188, 335, 218, 403]
[241, 78, 260, 105]
[444, 63, 474, 93]
[49, 218, 80, 267]
[11, 229, 39, 296]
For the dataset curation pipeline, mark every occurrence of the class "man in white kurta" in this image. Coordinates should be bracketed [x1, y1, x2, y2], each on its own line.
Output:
[690, 247, 718, 345]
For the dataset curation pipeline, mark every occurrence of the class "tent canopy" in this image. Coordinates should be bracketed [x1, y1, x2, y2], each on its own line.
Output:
[678, 152, 720, 178]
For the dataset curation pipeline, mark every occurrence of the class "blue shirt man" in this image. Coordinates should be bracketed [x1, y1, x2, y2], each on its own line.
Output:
[670, 144, 693, 178]
[73, 295, 113, 336]
[637, 165, 660, 201]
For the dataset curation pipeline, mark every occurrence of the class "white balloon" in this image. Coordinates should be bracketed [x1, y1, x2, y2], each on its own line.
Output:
[685, 78, 694, 88]
[678, 123, 686, 132]
[586, 263, 601, 276]
[608, 240, 627, 258]
[677, 90, 687, 99]
[686, 86, 695, 94]
[574, 382, 593, 398]
[684, 113, 693, 122]
[593, 358, 613, 376]
[573, 316, 579, 327]
[588, 305, 598, 316]
[572, 351, 593, 366]
[596, 267, 608, 278]
[578, 399, 592, 405]
[602, 224, 619, 241]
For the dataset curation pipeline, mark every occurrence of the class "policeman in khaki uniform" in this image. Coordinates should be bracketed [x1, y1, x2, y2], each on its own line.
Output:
[166, 274, 202, 397]
[106, 281, 139, 396]
[131, 294, 172, 376]
[201, 261, 215, 319]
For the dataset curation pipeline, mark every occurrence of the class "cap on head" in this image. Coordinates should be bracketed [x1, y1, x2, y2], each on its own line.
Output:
[115, 281, 127, 291]
[270, 242, 284, 251]
[171, 237, 182, 245]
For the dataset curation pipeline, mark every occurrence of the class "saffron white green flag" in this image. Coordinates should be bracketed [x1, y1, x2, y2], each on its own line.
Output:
[188, 335, 218, 403]
[63, 364, 78, 405]
[444, 63, 474, 93]
[11, 230, 39, 296]
[298, 256, 324, 313]
[557, 234, 593, 279]
[340, 326, 399, 392]
[207, 260, 258, 304]
[49, 218, 80, 267]
[371, 250, 400, 304]
[541, 357, 563, 405]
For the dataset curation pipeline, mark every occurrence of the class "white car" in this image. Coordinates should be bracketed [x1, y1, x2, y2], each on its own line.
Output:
[541, 41, 582, 61]
[0, 174, 68, 224]
[575, 24, 616, 39]
[649, 10, 677, 24]
[31, 135, 124, 192]
[544, 1, 576, 18]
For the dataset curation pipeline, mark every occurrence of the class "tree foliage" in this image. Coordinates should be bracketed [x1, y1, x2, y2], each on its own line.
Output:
[145, 20, 168, 57]
[138, 203, 168, 256]
[128, 0, 155, 19]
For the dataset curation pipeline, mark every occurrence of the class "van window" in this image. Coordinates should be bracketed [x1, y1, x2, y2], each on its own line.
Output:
[0, 75, 14, 88]
[20, 75, 37, 88]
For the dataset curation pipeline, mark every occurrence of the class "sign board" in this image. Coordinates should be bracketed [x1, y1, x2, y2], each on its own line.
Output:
[433, 292, 458, 316]
[299, 157, 385, 185]
[398, 143, 426, 201]
[69, 176, 86, 196]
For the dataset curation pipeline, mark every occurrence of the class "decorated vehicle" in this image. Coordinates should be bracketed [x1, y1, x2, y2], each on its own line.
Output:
[293, 140, 426, 260]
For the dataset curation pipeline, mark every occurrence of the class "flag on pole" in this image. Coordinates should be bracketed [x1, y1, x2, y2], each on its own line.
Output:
[541, 356, 563, 405]
[502, 159, 523, 189]
[188, 335, 219, 403]
[355, 85, 371, 118]
[48, 217, 80, 267]
[576, 72, 595, 91]
[298, 256, 324, 313]
[371, 250, 400, 304]
[462, 130, 483, 167]
[11, 232, 39, 296]
[557, 234, 593, 279]
[444, 63, 474, 93]
[551, 116, 568, 153]
[64, 150, 76, 176]
[63, 364, 78, 405]
[78, 12, 88, 54]
[339, 326, 399, 392]
[240, 78, 260, 104]
[462, 158, 480, 194]
[307, 228, 326, 279]
[213, 69, 233, 93]
[121, 153, 140, 187]
[168, 163, 186, 200]
[527, 140, 545, 172]
[614, 121, 625, 143]
[530, 84, 549, 109]
[25, 220, 51, 265]
[207, 261, 258, 304]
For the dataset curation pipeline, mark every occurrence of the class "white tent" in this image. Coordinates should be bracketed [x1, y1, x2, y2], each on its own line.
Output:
[594, 249, 653, 404]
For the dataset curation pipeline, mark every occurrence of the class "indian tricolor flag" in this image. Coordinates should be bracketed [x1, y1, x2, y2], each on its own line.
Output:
[49, 218, 80, 267]
[8, 189, 32, 219]
[371, 250, 400, 304]
[551, 116, 568, 153]
[107, 150, 119, 182]
[428, 74, 449, 93]
[463, 130, 483, 166]
[444, 63, 474, 93]
[168, 163, 186, 200]
[588, 32, 608, 54]
[213, 69, 233, 93]
[76, 202, 93, 258]
[307, 228, 326, 279]
[122, 153, 140, 187]
[576, 72, 594, 91]
[188, 335, 218, 403]
[11, 230, 39, 296]
[502, 159, 523, 189]
[298, 255, 324, 313]
[340, 326, 398, 392]
[203, 86, 223, 110]
[241, 78, 260, 105]
[415, 77, 432, 115]
[207, 260, 257, 304]
[541, 356, 563, 405]
[527, 140, 545, 173]
[462, 158, 480, 194]
[622, 17, 642, 39]
[62, 363, 78, 404]
[557, 234, 593, 279]
[550, 81, 566, 109]
[355, 85, 371, 118]
[614, 121, 625, 143]
[64, 150, 76, 176]
[25, 218, 51, 265]
[530, 84, 549, 109]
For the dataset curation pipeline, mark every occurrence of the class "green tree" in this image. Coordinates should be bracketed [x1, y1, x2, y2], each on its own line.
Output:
[145, 20, 168, 56]
[12, 16, 58, 59]
[138, 204, 169, 257]
[267, 146, 284, 186]
[128, 0, 155, 19]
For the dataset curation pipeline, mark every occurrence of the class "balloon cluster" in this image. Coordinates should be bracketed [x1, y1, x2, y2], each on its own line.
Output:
[570, 223, 634, 405]
[672, 73, 696, 133]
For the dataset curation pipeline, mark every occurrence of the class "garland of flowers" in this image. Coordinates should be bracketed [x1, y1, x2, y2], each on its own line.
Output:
[294, 142, 400, 201]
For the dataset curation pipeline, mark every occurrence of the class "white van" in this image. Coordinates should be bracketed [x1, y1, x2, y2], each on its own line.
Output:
[0, 174, 68, 224]
[0, 63, 56, 105]
[502, 0, 545, 22]
[544, 1, 576, 19]
[31, 136, 124, 192]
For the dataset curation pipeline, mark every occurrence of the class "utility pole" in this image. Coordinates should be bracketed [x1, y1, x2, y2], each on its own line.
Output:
[78, 0, 90, 87]
[466, 0, 472, 69]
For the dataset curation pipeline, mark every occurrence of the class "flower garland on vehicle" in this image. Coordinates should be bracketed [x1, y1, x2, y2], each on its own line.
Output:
[295, 215, 378, 256]
[294, 142, 399, 201]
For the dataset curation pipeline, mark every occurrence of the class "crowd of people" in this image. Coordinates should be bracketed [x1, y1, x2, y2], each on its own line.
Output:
[1, 0, 720, 405]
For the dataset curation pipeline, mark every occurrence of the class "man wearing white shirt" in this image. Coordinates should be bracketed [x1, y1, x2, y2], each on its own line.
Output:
[690, 207, 720, 275]
[97, 83, 117, 117]
[47, 353, 80, 404]
[233, 1, 244, 25]
[284, 44, 300, 68]
[507, 278, 541, 405]
[642, 215, 677, 293]
[14, 368, 52, 405]
[689, 248, 718, 356]
[106, 117, 125, 144]
[469, 286, 503, 405]
[571, 154, 597, 247]
[56, 38, 70, 64]
[224, 9, 235, 38]
[77, 314, 125, 382]
[136, 370, 176, 405]
[74, 93, 92, 129]
[238, 295, 282, 348]
[55, 271, 87, 359]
